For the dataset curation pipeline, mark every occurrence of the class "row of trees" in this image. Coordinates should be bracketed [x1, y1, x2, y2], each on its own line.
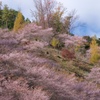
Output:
[0, 2, 18, 29]
[0, 1, 31, 30]
[0, 0, 78, 33]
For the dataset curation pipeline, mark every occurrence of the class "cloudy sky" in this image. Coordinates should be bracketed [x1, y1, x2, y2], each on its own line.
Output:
[1, 0, 100, 37]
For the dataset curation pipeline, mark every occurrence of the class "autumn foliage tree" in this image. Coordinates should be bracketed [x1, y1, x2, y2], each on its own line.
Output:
[13, 11, 24, 32]
[50, 4, 65, 33]
[90, 36, 100, 64]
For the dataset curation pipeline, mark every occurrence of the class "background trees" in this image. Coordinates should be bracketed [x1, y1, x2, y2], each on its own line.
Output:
[0, 2, 27, 30]
[0, 1, 2, 27]
[2, 5, 10, 28]
[32, 0, 78, 34]
[25, 18, 31, 24]
[0, 4, 18, 29]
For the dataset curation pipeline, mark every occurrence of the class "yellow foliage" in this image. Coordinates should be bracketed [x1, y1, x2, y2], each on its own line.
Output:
[13, 11, 24, 32]
[90, 36, 100, 64]
[75, 45, 81, 52]
[51, 37, 60, 48]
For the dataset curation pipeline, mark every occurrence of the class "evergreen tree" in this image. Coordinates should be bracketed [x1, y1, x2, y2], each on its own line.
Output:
[2, 5, 9, 28]
[25, 18, 31, 23]
[7, 9, 18, 29]
[90, 36, 100, 64]
[0, 7, 2, 27]
[0, 2, 2, 27]
[0, 1, 2, 10]
[13, 11, 24, 32]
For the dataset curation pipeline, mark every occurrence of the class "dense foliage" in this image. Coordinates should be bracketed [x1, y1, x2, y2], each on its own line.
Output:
[0, 25, 100, 100]
[0, 5, 18, 29]
[0, 2, 31, 30]
[0, 1, 100, 100]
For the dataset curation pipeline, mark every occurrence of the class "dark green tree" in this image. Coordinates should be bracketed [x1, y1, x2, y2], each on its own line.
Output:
[7, 9, 18, 29]
[2, 5, 9, 28]
[1, 4, 23, 29]
[0, 1, 2, 10]
[0, 1, 2, 27]
[25, 18, 31, 23]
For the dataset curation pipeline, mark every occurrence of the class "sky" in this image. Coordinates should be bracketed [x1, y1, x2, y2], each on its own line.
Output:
[0, 0, 100, 38]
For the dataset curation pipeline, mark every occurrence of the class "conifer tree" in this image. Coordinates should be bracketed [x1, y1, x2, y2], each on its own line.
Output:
[13, 11, 24, 32]
[90, 36, 99, 64]
[2, 5, 9, 28]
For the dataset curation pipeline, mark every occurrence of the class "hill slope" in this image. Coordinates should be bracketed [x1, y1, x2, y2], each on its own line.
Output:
[0, 24, 100, 100]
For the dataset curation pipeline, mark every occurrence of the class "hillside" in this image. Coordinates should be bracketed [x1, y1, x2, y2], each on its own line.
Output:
[0, 23, 100, 100]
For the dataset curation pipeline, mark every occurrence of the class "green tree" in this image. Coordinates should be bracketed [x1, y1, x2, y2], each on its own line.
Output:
[50, 4, 65, 33]
[7, 9, 18, 29]
[90, 36, 100, 64]
[0, 1, 2, 27]
[0, 8, 2, 27]
[25, 18, 31, 23]
[2, 5, 9, 28]
[0, 3, 24, 29]
[13, 11, 24, 32]
[0, 1, 2, 10]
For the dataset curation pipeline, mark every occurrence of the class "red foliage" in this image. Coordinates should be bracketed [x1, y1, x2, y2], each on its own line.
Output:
[61, 48, 76, 60]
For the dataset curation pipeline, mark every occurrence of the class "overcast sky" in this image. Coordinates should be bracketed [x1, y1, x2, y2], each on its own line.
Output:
[1, 0, 100, 37]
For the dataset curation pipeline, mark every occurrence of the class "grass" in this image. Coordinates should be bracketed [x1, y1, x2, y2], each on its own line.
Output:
[40, 47, 93, 78]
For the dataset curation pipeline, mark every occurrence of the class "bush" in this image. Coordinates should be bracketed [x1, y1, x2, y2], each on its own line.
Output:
[61, 48, 76, 60]
[51, 37, 60, 48]
[83, 36, 92, 43]
[51, 37, 64, 49]
[75, 45, 86, 54]
[96, 39, 100, 46]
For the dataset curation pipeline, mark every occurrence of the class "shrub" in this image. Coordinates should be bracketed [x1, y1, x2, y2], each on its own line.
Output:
[51, 37, 64, 49]
[75, 45, 86, 54]
[83, 36, 92, 43]
[61, 48, 76, 60]
[96, 38, 100, 46]
[51, 37, 60, 48]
